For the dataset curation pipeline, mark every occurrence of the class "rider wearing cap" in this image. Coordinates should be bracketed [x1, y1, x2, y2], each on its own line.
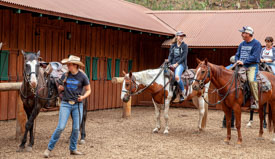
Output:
[235, 26, 262, 109]
[167, 31, 188, 102]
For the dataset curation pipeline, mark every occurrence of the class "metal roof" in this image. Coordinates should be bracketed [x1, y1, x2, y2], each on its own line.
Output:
[0, 0, 174, 36]
[149, 9, 275, 48]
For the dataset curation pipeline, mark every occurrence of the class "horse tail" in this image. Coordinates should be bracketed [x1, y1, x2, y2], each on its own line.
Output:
[268, 103, 273, 133]
[201, 93, 208, 129]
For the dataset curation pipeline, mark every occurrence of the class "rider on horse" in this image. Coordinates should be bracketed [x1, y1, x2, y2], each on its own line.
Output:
[167, 31, 188, 102]
[261, 36, 275, 75]
[235, 26, 262, 109]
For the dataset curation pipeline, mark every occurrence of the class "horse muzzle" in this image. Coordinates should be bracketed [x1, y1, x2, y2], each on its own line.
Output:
[122, 95, 130, 103]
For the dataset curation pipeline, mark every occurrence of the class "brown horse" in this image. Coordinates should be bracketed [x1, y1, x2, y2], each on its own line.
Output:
[192, 59, 275, 145]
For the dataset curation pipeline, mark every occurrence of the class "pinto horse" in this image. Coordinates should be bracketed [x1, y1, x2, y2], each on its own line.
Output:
[121, 67, 209, 134]
[192, 59, 275, 145]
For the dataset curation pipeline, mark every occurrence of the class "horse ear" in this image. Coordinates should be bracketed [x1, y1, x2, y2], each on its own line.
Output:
[196, 58, 201, 64]
[122, 70, 127, 76]
[21, 50, 26, 56]
[37, 50, 40, 57]
[129, 72, 132, 78]
[204, 58, 208, 65]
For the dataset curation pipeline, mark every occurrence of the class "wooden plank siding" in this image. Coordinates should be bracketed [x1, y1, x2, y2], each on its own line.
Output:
[0, 9, 171, 120]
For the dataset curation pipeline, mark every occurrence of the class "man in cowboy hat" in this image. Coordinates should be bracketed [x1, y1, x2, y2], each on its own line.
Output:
[235, 26, 262, 109]
[44, 55, 91, 158]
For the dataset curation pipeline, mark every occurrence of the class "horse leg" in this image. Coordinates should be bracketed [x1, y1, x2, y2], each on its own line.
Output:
[163, 99, 170, 134]
[152, 99, 161, 133]
[79, 100, 87, 145]
[17, 112, 31, 151]
[222, 104, 232, 144]
[232, 104, 242, 145]
[270, 101, 275, 144]
[247, 110, 254, 128]
[258, 103, 264, 139]
[197, 96, 205, 131]
[25, 104, 41, 151]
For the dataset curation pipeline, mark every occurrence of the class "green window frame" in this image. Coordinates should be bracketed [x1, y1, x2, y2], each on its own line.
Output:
[92, 57, 98, 80]
[85, 56, 91, 80]
[115, 59, 120, 77]
[128, 60, 133, 72]
[0, 50, 9, 81]
[107, 58, 112, 80]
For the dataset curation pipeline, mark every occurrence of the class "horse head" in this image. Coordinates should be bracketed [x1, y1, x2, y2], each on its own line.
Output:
[192, 58, 211, 91]
[121, 70, 138, 103]
[22, 50, 41, 89]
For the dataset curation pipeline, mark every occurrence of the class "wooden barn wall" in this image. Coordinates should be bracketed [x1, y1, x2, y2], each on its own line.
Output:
[0, 9, 168, 120]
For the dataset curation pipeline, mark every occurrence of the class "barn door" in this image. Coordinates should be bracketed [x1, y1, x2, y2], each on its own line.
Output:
[35, 25, 65, 62]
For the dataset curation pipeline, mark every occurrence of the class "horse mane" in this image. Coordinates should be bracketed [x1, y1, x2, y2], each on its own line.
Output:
[208, 62, 233, 78]
[132, 68, 162, 86]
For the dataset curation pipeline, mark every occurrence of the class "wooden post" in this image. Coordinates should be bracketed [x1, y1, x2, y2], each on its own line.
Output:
[112, 77, 132, 118]
[123, 98, 131, 118]
[16, 94, 26, 141]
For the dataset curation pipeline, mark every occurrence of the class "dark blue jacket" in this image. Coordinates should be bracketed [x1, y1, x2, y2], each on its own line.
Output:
[168, 42, 188, 68]
[235, 39, 261, 65]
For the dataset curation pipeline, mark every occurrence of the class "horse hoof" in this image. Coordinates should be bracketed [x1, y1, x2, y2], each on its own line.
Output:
[26, 146, 32, 152]
[79, 140, 86, 145]
[163, 130, 169, 134]
[153, 128, 159, 133]
[16, 147, 24, 152]
[236, 143, 242, 148]
[257, 137, 264, 140]
[223, 139, 230, 145]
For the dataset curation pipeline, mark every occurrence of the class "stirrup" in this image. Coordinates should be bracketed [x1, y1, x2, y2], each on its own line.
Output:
[251, 102, 259, 110]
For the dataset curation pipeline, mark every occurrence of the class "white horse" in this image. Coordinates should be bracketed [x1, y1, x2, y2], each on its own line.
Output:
[121, 68, 209, 134]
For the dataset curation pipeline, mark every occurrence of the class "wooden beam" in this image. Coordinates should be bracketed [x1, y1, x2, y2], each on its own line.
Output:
[0, 82, 22, 91]
[112, 77, 124, 84]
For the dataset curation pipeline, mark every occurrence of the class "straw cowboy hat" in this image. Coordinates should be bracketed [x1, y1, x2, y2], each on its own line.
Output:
[61, 55, 85, 67]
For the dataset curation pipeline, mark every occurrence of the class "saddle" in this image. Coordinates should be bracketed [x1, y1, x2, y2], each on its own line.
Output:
[237, 66, 271, 92]
[165, 66, 195, 101]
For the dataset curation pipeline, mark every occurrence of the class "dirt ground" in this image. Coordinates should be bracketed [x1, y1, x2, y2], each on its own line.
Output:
[0, 107, 275, 159]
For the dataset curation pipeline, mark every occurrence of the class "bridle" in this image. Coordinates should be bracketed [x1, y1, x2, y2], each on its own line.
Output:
[193, 64, 236, 106]
[21, 60, 40, 94]
[193, 66, 211, 90]
[122, 76, 139, 96]
[122, 65, 166, 97]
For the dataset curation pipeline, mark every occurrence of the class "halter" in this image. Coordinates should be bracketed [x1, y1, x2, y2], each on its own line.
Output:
[22, 61, 40, 94]
[194, 66, 211, 90]
[122, 65, 166, 97]
[194, 64, 236, 106]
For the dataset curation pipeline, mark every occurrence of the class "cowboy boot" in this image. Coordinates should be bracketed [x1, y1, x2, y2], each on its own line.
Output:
[250, 82, 259, 110]
[43, 149, 51, 158]
[70, 150, 84, 155]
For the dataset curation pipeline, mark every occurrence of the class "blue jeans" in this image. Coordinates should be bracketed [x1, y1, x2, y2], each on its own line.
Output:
[266, 63, 275, 75]
[48, 101, 83, 151]
[175, 64, 185, 91]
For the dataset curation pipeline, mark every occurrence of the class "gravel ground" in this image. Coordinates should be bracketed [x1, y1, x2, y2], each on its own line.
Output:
[0, 107, 275, 159]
